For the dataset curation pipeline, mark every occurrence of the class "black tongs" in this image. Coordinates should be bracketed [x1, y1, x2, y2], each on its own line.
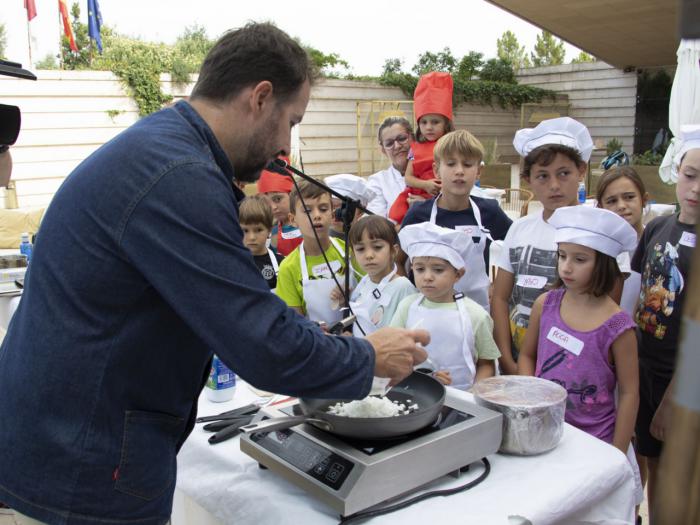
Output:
[196, 403, 261, 445]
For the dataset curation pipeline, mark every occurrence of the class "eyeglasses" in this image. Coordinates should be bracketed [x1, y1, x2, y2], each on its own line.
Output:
[381, 134, 410, 149]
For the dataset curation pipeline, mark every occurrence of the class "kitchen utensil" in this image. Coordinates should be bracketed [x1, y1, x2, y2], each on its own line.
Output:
[208, 415, 256, 444]
[240, 371, 445, 440]
[472, 376, 567, 455]
[195, 403, 260, 423]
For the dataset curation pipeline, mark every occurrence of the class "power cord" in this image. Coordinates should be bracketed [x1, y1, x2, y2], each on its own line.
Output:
[338, 458, 491, 524]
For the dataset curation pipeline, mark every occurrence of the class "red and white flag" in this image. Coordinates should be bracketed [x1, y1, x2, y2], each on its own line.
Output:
[25, 0, 37, 20]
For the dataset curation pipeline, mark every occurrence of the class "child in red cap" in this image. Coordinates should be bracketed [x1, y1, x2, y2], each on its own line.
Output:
[256, 157, 303, 256]
[388, 72, 454, 224]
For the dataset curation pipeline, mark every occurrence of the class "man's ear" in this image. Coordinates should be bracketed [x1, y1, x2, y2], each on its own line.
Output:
[249, 81, 274, 114]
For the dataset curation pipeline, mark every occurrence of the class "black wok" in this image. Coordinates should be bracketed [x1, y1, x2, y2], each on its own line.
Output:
[239, 372, 445, 440]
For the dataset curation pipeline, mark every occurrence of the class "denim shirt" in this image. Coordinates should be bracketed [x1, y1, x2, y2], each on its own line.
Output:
[0, 101, 374, 524]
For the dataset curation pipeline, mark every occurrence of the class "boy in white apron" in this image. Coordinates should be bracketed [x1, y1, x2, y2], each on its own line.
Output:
[325, 173, 376, 240]
[276, 180, 358, 326]
[390, 222, 501, 390]
[239, 196, 284, 292]
[399, 130, 513, 312]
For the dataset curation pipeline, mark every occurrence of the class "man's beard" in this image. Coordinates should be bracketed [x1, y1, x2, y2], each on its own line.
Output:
[233, 116, 280, 183]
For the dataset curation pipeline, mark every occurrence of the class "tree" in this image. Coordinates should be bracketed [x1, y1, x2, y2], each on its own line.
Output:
[303, 44, 350, 77]
[479, 58, 516, 84]
[412, 47, 457, 75]
[382, 58, 403, 75]
[571, 51, 596, 64]
[170, 25, 214, 82]
[496, 30, 530, 70]
[530, 30, 566, 67]
[0, 23, 6, 59]
[36, 53, 59, 69]
[455, 51, 483, 81]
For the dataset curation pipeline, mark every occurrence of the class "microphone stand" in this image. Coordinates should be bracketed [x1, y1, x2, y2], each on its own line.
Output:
[266, 159, 373, 311]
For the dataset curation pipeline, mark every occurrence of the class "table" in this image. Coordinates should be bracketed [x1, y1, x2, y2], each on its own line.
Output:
[176, 384, 636, 525]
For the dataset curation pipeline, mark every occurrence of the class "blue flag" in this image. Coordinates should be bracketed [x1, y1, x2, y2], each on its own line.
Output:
[87, 0, 103, 53]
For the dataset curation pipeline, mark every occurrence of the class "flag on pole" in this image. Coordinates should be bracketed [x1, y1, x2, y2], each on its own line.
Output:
[24, 0, 37, 20]
[59, 0, 78, 52]
[87, 0, 103, 53]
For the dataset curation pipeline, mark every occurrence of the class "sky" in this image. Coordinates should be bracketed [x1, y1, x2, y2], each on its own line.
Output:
[3, 0, 582, 75]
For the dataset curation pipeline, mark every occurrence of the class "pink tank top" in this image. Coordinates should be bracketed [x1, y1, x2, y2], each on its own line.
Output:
[535, 288, 636, 443]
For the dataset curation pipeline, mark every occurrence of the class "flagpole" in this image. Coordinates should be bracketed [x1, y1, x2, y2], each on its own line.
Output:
[26, 18, 33, 68]
[58, 9, 64, 69]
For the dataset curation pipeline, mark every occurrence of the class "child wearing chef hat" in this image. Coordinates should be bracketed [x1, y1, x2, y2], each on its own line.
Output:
[629, 123, 700, 519]
[517, 205, 644, 507]
[492, 117, 593, 375]
[388, 72, 454, 224]
[256, 157, 302, 256]
[324, 174, 376, 239]
[390, 222, 500, 390]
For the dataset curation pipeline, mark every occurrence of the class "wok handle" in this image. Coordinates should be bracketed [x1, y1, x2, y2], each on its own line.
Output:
[239, 416, 333, 434]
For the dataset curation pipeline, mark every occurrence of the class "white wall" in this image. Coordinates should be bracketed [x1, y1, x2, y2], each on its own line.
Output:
[517, 61, 638, 165]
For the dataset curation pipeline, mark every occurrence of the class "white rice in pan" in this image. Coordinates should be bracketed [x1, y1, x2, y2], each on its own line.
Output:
[327, 396, 419, 418]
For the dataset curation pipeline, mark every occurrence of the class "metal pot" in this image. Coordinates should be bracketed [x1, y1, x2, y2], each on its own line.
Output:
[240, 371, 446, 440]
[472, 376, 567, 455]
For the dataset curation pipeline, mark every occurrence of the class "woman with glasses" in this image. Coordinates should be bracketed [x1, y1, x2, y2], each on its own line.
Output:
[366, 116, 414, 218]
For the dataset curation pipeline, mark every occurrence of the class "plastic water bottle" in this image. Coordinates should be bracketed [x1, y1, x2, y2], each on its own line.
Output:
[205, 355, 236, 402]
[578, 182, 586, 204]
[19, 232, 33, 263]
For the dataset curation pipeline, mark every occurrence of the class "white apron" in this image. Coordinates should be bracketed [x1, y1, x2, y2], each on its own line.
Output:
[299, 238, 346, 326]
[349, 265, 397, 337]
[429, 196, 491, 311]
[405, 293, 476, 390]
[266, 248, 280, 294]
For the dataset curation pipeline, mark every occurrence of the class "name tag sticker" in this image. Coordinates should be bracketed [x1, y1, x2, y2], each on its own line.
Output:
[455, 225, 482, 239]
[546, 326, 584, 356]
[680, 231, 696, 248]
[312, 261, 341, 278]
[517, 274, 548, 289]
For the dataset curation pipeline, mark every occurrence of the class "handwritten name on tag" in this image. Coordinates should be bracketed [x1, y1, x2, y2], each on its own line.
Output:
[517, 274, 548, 289]
[312, 260, 341, 278]
[455, 225, 482, 239]
[546, 326, 584, 356]
[680, 231, 696, 248]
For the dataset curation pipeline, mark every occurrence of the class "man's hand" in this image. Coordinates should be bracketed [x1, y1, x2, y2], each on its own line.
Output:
[650, 396, 672, 442]
[366, 327, 429, 385]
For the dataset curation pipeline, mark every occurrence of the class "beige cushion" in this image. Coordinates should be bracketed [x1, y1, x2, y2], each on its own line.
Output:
[0, 208, 45, 249]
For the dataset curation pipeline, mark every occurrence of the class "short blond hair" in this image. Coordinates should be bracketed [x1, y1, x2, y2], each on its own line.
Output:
[433, 130, 484, 164]
[239, 195, 274, 229]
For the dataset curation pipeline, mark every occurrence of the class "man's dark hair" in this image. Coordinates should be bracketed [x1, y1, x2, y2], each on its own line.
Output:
[190, 22, 316, 103]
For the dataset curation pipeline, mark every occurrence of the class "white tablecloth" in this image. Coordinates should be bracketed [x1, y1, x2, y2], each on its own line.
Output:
[176, 385, 635, 525]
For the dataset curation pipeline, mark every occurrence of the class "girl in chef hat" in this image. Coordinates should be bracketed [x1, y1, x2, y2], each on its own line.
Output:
[390, 222, 500, 390]
[388, 72, 454, 224]
[518, 205, 644, 506]
[492, 117, 593, 375]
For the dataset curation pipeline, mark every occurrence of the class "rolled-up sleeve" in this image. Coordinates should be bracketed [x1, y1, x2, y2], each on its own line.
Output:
[120, 162, 374, 399]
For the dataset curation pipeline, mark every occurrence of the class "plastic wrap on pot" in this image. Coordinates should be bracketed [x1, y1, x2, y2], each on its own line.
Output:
[473, 376, 567, 455]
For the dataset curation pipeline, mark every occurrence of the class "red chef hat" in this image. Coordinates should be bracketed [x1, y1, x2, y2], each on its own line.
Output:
[413, 72, 453, 122]
[256, 156, 294, 194]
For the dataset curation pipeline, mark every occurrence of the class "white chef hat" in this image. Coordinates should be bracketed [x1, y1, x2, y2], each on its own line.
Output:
[672, 124, 700, 177]
[324, 174, 376, 208]
[513, 117, 594, 162]
[548, 206, 637, 258]
[399, 222, 476, 271]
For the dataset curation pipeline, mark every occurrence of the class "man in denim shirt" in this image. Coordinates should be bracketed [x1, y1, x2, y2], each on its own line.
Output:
[0, 23, 428, 525]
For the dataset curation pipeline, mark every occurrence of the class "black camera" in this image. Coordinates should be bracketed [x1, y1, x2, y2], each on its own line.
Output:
[0, 60, 37, 151]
